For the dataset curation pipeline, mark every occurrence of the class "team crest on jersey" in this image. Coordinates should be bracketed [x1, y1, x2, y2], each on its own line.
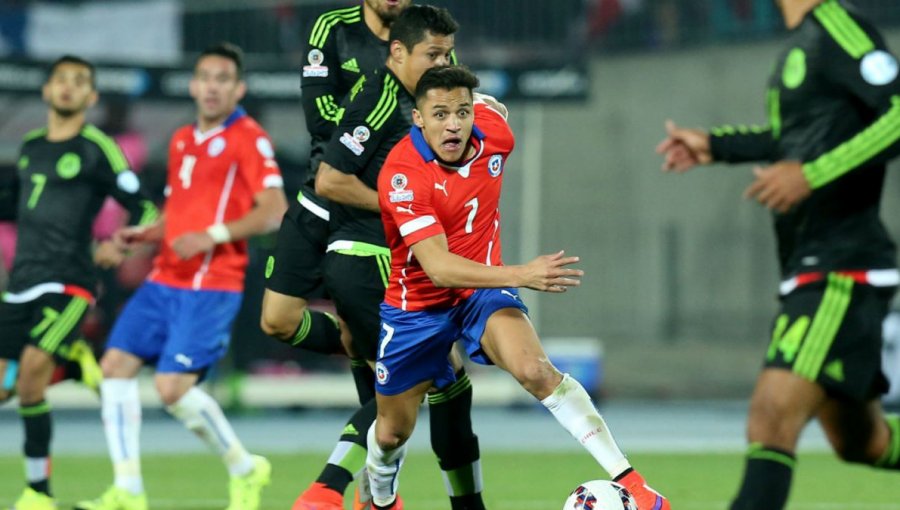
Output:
[488, 154, 504, 177]
[56, 152, 81, 179]
[208, 136, 226, 157]
[375, 362, 390, 385]
[861, 50, 899, 86]
[116, 170, 141, 194]
[17, 156, 28, 170]
[389, 173, 413, 202]
[303, 49, 329, 78]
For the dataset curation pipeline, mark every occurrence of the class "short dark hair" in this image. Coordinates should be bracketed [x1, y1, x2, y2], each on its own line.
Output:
[47, 55, 95, 88]
[197, 42, 244, 78]
[415, 65, 479, 105]
[389, 5, 458, 52]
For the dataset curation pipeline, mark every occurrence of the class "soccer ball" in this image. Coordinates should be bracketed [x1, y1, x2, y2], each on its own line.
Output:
[562, 480, 636, 510]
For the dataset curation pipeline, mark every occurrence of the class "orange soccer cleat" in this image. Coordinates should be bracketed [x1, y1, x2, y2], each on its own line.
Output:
[617, 470, 670, 510]
[291, 482, 343, 510]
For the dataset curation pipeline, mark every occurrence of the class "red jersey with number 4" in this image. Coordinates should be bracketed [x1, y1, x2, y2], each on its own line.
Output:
[378, 103, 514, 311]
[149, 108, 283, 292]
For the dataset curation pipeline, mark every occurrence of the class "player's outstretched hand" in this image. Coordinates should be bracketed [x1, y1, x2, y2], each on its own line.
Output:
[656, 120, 712, 172]
[113, 223, 163, 251]
[743, 160, 810, 213]
[171, 231, 216, 260]
[520, 250, 583, 293]
[93, 240, 126, 269]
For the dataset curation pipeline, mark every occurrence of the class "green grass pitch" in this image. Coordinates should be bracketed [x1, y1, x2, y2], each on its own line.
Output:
[1, 451, 899, 509]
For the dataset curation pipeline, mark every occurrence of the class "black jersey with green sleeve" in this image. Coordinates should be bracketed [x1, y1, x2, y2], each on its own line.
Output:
[709, 0, 900, 277]
[301, 4, 390, 188]
[6, 124, 158, 296]
[321, 67, 414, 248]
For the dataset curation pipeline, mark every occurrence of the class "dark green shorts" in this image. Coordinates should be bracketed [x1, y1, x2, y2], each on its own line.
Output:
[765, 272, 895, 401]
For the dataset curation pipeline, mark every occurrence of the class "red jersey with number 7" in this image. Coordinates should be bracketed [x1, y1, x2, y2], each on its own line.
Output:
[378, 103, 514, 311]
[148, 107, 283, 292]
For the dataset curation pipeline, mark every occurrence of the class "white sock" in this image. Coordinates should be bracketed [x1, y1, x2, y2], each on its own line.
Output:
[541, 374, 632, 478]
[100, 378, 144, 494]
[366, 421, 407, 507]
[166, 387, 253, 477]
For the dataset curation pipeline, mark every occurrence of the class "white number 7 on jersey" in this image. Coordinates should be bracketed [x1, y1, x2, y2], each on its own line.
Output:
[179, 155, 197, 189]
[379, 323, 395, 359]
[464, 197, 478, 233]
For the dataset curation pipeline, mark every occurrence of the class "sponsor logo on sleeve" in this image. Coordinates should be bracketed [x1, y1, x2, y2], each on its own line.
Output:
[339, 132, 365, 155]
[861, 50, 899, 85]
[389, 173, 414, 202]
[303, 49, 329, 78]
[116, 170, 141, 193]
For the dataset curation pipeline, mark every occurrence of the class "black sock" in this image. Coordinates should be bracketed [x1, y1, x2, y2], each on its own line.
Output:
[730, 443, 795, 510]
[316, 398, 377, 495]
[291, 309, 343, 355]
[21, 400, 52, 496]
[876, 414, 900, 469]
[350, 359, 376, 406]
[428, 370, 485, 510]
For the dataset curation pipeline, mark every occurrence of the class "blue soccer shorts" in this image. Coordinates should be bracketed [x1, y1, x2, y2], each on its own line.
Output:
[106, 281, 242, 373]
[375, 287, 529, 396]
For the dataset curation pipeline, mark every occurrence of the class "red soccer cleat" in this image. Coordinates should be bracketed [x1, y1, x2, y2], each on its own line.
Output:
[292, 482, 343, 510]
[617, 470, 670, 510]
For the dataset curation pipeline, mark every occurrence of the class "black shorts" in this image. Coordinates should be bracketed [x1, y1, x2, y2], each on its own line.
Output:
[0, 293, 90, 362]
[765, 273, 895, 401]
[264, 201, 329, 298]
[323, 251, 391, 361]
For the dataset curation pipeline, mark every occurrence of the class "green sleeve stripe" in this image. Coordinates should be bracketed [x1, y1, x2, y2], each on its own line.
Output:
[138, 200, 159, 226]
[814, 0, 874, 58]
[315, 94, 343, 124]
[793, 274, 853, 381]
[310, 6, 362, 48]
[803, 95, 900, 188]
[23, 127, 47, 142]
[710, 125, 769, 136]
[767, 88, 781, 139]
[365, 75, 399, 131]
[81, 125, 129, 173]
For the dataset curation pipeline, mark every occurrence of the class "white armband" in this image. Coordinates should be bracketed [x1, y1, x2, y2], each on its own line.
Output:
[206, 224, 232, 244]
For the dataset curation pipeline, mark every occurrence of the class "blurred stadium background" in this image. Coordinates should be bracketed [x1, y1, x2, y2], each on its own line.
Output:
[3, 0, 900, 492]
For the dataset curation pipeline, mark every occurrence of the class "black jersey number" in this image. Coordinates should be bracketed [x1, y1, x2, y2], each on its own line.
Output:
[27, 173, 47, 209]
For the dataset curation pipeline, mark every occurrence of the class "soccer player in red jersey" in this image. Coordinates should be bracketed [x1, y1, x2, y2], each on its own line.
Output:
[75, 44, 288, 510]
[367, 66, 670, 510]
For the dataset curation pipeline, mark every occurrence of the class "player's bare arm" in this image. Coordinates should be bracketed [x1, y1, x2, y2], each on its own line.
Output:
[314, 160, 380, 212]
[656, 119, 712, 172]
[171, 187, 287, 260]
[112, 214, 166, 251]
[411, 234, 582, 292]
[473, 92, 508, 120]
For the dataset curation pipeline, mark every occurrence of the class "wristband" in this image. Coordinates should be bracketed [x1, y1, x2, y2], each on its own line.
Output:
[206, 224, 232, 244]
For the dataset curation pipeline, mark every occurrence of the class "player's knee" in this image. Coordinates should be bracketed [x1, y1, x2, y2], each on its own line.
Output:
[510, 357, 560, 399]
[375, 426, 411, 450]
[260, 306, 303, 341]
[746, 392, 805, 446]
[154, 378, 189, 406]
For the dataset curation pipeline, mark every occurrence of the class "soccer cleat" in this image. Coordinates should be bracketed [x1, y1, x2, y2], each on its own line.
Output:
[352, 470, 373, 510]
[226, 455, 271, 510]
[291, 482, 342, 510]
[73, 486, 148, 510]
[69, 339, 103, 395]
[371, 495, 403, 510]
[617, 470, 670, 510]
[11, 488, 57, 510]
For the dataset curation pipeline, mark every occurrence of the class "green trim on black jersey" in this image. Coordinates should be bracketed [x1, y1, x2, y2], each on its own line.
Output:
[316, 94, 344, 125]
[710, 125, 768, 137]
[803, 95, 900, 188]
[137, 200, 159, 226]
[767, 88, 782, 139]
[793, 273, 853, 382]
[814, 0, 874, 59]
[23, 127, 47, 142]
[366, 73, 400, 131]
[81, 124, 129, 173]
[309, 5, 362, 49]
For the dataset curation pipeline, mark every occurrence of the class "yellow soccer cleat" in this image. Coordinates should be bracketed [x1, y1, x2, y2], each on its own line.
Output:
[11, 488, 57, 510]
[69, 339, 103, 395]
[73, 486, 147, 510]
[226, 455, 272, 510]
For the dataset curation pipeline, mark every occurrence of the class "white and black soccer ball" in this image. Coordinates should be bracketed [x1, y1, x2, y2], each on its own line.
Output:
[562, 480, 636, 510]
